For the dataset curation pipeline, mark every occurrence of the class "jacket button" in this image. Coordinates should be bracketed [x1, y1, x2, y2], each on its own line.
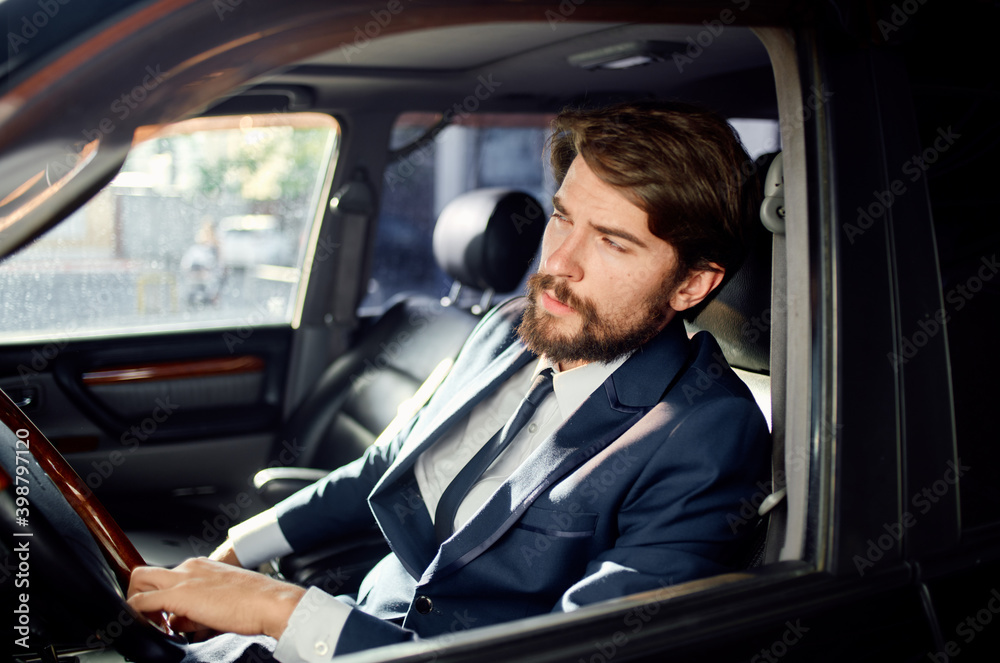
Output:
[415, 596, 433, 614]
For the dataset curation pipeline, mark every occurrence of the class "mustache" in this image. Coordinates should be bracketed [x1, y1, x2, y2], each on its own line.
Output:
[526, 273, 596, 319]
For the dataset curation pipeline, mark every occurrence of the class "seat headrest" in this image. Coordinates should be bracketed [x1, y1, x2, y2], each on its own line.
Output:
[687, 152, 780, 374]
[433, 188, 546, 294]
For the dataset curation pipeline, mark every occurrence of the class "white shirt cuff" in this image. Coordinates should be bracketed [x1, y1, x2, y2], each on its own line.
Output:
[272, 586, 352, 663]
[229, 508, 294, 568]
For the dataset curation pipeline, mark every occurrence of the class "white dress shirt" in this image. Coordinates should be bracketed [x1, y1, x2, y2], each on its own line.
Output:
[231, 354, 626, 663]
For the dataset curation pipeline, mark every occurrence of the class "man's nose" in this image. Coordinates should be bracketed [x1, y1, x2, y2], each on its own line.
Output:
[543, 229, 584, 281]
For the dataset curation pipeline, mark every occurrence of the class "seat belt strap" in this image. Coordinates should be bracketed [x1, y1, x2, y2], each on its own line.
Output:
[372, 357, 454, 448]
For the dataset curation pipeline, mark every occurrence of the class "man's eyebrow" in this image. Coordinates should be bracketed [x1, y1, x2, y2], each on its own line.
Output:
[552, 195, 649, 249]
[591, 223, 648, 249]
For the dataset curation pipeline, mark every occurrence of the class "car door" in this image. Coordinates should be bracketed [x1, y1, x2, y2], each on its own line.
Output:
[0, 112, 340, 564]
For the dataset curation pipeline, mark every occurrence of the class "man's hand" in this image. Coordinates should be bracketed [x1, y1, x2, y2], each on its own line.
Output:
[127, 558, 305, 640]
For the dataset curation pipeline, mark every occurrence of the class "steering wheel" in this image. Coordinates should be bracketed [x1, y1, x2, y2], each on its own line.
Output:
[0, 389, 185, 661]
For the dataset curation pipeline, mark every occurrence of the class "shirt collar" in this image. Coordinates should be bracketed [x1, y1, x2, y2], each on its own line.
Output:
[533, 353, 630, 417]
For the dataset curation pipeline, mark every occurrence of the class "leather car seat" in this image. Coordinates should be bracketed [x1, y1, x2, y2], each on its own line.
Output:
[255, 188, 545, 506]
[687, 152, 777, 430]
[686, 151, 783, 568]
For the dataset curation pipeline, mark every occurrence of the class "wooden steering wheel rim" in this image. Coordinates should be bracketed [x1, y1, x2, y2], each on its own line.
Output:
[0, 389, 179, 639]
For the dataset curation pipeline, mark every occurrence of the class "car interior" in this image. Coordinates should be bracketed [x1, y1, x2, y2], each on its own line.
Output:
[124, 19, 791, 573]
[10, 1, 959, 660]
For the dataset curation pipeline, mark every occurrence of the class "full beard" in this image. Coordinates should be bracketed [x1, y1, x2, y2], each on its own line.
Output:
[515, 273, 675, 366]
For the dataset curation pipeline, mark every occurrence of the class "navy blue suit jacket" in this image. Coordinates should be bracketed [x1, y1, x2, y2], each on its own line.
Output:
[275, 297, 770, 655]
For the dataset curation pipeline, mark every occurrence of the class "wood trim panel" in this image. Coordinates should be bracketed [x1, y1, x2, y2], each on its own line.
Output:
[82, 355, 264, 385]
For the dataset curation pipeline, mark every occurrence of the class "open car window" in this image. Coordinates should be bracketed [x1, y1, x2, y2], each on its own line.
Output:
[0, 113, 339, 342]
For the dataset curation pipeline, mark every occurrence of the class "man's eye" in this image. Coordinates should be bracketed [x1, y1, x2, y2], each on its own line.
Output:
[603, 237, 626, 252]
[550, 212, 569, 224]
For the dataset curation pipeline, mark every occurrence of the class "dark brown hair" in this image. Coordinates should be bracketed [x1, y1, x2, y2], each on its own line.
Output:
[549, 100, 760, 283]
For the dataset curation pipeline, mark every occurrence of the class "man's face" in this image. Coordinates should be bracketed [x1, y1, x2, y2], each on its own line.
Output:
[517, 155, 684, 370]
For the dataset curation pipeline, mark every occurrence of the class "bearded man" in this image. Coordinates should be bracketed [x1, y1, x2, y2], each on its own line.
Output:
[127, 101, 772, 662]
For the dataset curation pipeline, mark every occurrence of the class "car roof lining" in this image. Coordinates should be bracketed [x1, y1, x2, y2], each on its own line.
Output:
[0, 10, 779, 261]
[234, 21, 775, 118]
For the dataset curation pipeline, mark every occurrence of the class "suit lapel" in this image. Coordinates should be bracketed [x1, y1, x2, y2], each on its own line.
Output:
[421, 383, 645, 582]
[369, 337, 534, 577]
[422, 318, 693, 583]
[374, 339, 533, 493]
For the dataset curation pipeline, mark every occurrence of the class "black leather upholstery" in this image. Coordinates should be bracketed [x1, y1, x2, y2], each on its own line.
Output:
[279, 297, 480, 473]
[433, 188, 546, 293]
[262, 189, 543, 589]
[687, 215, 773, 373]
[260, 189, 545, 505]
[688, 153, 777, 375]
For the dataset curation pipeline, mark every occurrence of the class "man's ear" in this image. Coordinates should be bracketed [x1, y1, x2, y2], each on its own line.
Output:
[669, 264, 725, 312]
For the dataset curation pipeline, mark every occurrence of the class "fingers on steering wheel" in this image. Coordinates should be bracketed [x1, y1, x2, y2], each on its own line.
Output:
[126, 564, 173, 597]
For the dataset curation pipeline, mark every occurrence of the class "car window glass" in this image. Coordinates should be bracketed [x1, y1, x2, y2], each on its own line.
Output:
[729, 118, 782, 159]
[362, 112, 778, 312]
[0, 113, 339, 341]
[361, 112, 554, 312]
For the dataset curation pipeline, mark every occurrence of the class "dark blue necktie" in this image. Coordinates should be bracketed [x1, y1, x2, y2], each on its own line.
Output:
[434, 368, 555, 542]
